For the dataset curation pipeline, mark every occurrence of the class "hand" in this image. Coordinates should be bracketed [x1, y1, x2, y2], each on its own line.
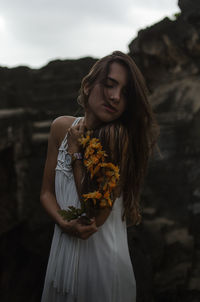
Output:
[67, 121, 86, 153]
[60, 218, 98, 240]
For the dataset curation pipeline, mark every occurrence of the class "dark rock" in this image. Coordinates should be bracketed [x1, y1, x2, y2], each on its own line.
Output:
[178, 0, 200, 21]
[128, 0, 200, 300]
[0, 57, 96, 118]
[128, 5, 200, 90]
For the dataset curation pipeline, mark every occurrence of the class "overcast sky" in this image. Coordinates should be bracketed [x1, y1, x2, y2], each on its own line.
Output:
[0, 0, 180, 68]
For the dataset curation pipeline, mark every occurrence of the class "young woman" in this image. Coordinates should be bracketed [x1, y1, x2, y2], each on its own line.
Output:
[40, 51, 159, 302]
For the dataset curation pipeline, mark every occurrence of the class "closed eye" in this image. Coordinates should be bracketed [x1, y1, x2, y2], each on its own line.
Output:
[104, 84, 114, 88]
[103, 77, 117, 88]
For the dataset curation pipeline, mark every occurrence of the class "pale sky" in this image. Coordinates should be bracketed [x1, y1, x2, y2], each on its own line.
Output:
[0, 0, 180, 68]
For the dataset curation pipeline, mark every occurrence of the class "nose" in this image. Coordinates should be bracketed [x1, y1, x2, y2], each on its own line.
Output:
[110, 88, 121, 102]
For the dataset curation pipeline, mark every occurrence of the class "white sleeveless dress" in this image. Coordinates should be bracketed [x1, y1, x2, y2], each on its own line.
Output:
[41, 117, 136, 302]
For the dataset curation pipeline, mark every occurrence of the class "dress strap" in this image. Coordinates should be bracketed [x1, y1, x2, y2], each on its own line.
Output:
[72, 116, 83, 127]
[61, 117, 83, 149]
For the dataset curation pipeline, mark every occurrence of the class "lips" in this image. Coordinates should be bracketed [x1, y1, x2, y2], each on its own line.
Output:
[103, 102, 117, 113]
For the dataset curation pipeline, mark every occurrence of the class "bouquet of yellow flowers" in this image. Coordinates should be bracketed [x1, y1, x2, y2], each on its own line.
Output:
[59, 130, 120, 222]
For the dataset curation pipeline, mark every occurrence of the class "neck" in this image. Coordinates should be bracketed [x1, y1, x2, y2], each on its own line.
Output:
[82, 113, 103, 130]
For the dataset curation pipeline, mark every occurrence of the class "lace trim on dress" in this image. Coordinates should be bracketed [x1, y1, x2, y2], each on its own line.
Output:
[55, 117, 83, 179]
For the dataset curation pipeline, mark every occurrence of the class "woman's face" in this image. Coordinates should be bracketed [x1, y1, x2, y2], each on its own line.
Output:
[85, 62, 129, 126]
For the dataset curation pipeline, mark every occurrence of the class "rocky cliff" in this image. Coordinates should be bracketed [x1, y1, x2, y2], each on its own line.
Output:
[0, 0, 200, 301]
[128, 0, 200, 300]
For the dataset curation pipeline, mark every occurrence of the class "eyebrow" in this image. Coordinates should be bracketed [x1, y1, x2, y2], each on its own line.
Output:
[106, 76, 119, 84]
[106, 76, 128, 91]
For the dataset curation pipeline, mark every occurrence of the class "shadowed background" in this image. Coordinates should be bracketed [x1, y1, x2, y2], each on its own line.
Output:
[0, 0, 200, 301]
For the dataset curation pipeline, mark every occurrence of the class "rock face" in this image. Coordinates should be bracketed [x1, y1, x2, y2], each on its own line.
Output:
[129, 0, 200, 90]
[179, 0, 200, 19]
[0, 57, 96, 117]
[128, 0, 200, 300]
[0, 0, 200, 301]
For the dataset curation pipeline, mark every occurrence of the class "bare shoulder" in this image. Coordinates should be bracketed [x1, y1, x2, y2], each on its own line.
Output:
[50, 115, 77, 147]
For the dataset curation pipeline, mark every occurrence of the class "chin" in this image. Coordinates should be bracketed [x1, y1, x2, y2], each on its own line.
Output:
[98, 113, 117, 122]
[92, 110, 120, 126]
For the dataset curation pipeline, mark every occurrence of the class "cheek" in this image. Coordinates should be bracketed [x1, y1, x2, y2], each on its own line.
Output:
[87, 93, 100, 110]
[89, 85, 103, 102]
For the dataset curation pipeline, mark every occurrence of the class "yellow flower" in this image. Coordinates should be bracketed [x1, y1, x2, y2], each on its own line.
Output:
[100, 200, 107, 207]
[108, 181, 117, 189]
[91, 154, 100, 165]
[89, 138, 102, 149]
[82, 191, 102, 200]
[84, 159, 94, 170]
[80, 132, 120, 210]
[82, 191, 102, 206]
[79, 133, 90, 147]
[85, 146, 95, 159]
[103, 182, 108, 191]
[103, 191, 110, 199]
[96, 151, 105, 160]
[101, 162, 119, 172]
[60, 131, 121, 221]
[107, 197, 113, 207]
[91, 165, 101, 178]
[105, 171, 114, 177]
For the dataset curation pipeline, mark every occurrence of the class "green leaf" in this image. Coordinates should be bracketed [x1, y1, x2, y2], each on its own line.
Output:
[58, 206, 84, 221]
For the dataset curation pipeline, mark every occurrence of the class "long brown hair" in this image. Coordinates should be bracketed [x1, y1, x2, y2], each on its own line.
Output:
[78, 51, 159, 225]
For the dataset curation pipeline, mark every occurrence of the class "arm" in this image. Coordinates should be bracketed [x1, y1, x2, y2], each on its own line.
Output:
[40, 118, 64, 225]
[40, 117, 97, 239]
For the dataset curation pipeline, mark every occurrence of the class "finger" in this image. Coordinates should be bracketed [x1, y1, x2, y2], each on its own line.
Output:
[73, 124, 79, 130]
[84, 228, 98, 238]
[86, 227, 97, 235]
[78, 224, 97, 234]
[68, 127, 79, 137]
[79, 121, 85, 133]
[85, 224, 98, 233]
[80, 229, 96, 240]
[68, 127, 73, 135]
[70, 229, 80, 237]
[72, 125, 81, 134]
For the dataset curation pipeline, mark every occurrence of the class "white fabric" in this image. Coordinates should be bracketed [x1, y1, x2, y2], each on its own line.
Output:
[41, 117, 136, 302]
